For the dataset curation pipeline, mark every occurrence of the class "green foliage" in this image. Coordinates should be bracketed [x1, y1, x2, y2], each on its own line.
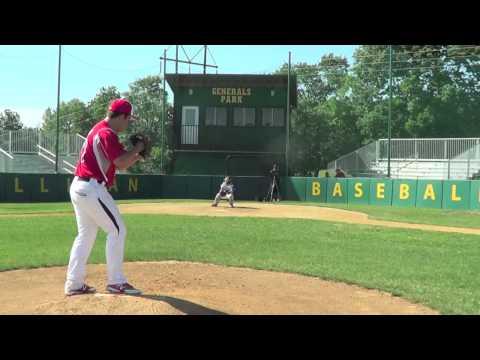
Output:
[84, 86, 121, 135]
[276, 54, 362, 175]
[276, 45, 480, 174]
[41, 99, 89, 134]
[121, 76, 173, 174]
[352, 45, 480, 140]
[0, 109, 23, 131]
[38, 79, 174, 174]
[41, 87, 120, 136]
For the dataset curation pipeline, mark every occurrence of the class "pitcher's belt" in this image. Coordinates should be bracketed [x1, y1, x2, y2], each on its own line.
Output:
[77, 176, 103, 184]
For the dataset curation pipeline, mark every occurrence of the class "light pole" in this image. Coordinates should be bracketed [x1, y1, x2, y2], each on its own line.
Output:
[55, 45, 62, 174]
[286, 51, 291, 177]
[162, 48, 167, 174]
[388, 45, 393, 178]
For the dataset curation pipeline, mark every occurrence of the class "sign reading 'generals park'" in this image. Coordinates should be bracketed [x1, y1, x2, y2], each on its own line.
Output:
[212, 88, 252, 104]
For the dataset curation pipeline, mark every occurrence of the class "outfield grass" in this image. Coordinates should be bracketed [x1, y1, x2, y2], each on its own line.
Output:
[1, 199, 480, 229]
[0, 199, 200, 215]
[1, 212, 480, 314]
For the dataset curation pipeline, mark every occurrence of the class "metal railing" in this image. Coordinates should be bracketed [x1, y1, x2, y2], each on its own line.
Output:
[0, 129, 85, 156]
[9, 128, 39, 153]
[181, 125, 199, 145]
[62, 160, 75, 174]
[37, 144, 76, 174]
[37, 145, 56, 164]
[0, 131, 11, 154]
[327, 141, 380, 177]
[378, 138, 480, 160]
[328, 138, 480, 180]
[0, 147, 13, 159]
[448, 142, 480, 179]
[0, 129, 85, 174]
[371, 159, 480, 180]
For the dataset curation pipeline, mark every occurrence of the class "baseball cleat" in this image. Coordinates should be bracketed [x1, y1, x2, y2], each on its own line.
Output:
[106, 282, 142, 295]
[211, 203, 218, 207]
[66, 284, 96, 296]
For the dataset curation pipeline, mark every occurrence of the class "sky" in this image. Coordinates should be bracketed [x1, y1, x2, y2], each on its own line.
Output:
[0, 45, 358, 128]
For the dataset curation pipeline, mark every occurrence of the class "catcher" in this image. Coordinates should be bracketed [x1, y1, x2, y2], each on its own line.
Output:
[64, 98, 152, 296]
[211, 176, 235, 208]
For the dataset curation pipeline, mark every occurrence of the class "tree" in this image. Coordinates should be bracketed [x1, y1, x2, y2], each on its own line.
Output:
[0, 109, 23, 131]
[275, 54, 361, 175]
[41, 99, 89, 134]
[36, 80, 175, 174]
[273, 45, 480, 175]
[88, 86, 121, 121]
[84, 86, 121, 135]
[351, 45, 480, 140]
[41, 87, 121, 136]
[121, 76, 172, 174]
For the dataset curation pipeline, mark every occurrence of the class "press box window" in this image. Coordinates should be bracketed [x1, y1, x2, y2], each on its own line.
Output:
[233, 107, 255, 127]
[262, 108, 285, 127]
[205, 107, 227, 126]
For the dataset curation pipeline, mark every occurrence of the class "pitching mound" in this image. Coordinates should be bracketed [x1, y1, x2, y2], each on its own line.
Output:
[0, 261, 438, 315]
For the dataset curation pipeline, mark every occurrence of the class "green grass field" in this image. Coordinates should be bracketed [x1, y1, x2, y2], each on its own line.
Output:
[0, 199, 198, 215]
[1, 200, 480, 314]
[1, 199, 479, 228]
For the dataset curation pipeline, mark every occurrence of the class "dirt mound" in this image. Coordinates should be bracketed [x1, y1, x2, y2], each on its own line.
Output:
[34, 294, 185, 315]
[0, 261, 438, 315]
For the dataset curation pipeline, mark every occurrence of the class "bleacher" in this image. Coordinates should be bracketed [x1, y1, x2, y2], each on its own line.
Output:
[329, 138, 480, 180]
[0, 129, 83, 174]
[371, 159, 480, 180]
[1, 153, 55, 173]
[0, 153, 78, 174]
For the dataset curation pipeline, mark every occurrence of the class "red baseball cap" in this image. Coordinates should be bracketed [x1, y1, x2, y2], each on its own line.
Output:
[109, 99, 136, 120]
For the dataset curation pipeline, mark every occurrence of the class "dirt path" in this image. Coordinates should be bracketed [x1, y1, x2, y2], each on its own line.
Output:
[2, 201, 478, 236]
[0, 261, 438, 315]
[118, 202, 480, 236]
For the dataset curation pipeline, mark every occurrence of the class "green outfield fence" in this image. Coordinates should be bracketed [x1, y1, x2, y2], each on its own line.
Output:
[0, 174, 479, 210]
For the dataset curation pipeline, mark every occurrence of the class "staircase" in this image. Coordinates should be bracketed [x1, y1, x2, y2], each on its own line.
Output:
[0, 152, 79, 174]
[371, 159, 480, 180]
[0, 130, 84, 174]
[0, 153, 56, 173]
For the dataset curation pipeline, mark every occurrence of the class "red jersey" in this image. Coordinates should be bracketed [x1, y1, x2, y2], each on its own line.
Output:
[75, 119, 126, 187]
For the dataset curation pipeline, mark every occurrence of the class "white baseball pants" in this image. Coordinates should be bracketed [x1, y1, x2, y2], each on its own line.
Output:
[213, 192, 234, 206]
[65, 177, 127, 294]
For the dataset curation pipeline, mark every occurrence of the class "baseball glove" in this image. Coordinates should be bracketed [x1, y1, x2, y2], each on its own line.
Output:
[129, 133, 152, 159]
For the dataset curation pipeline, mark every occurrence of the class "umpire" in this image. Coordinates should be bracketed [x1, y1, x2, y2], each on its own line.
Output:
[268, 163, 281, 202]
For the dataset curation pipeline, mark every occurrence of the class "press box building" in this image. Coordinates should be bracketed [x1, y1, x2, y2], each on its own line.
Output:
[166, 74, 297, 176]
